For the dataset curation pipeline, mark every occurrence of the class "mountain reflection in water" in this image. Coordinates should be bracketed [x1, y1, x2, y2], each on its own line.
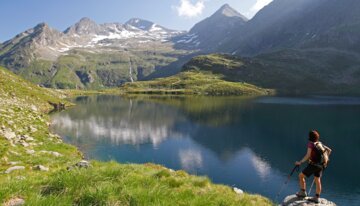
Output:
[51, 95, 360, 205]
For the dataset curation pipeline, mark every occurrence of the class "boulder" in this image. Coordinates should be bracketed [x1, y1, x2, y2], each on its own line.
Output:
[33, 165, 49, 171]
[75, 160, 91, 168]
[40, 150, 62, 157]
[233, 187, 244, 195]
[282, 195, 336, 206]
[25, 149, 35, 155]
[5, 166, 25, 174]
[30, 105, 38, 112]
[9, 161, 21, 165]
[19, 135, 34, 141]
[28, 126, 37, 133]
[67, 160, 91, 170]
[3, 197, 25, 206]
[20, 142, 29, 147]
[2, 129, 16, 140]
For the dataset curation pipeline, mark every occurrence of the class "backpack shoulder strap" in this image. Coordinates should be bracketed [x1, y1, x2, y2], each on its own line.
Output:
[314, 142, 326, 153]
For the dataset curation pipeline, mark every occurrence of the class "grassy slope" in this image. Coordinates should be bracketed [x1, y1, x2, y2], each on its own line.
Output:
[184, 51, 360, 95]
[122, 70, 272, 96]
[1, 46, 183, 90]
[0, 66, 272, 205]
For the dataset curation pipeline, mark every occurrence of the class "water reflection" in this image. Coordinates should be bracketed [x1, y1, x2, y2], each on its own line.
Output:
[52, 114, 184, 147]
[51, 96, 187, 147]
[51, 95, 360, 205]
[179, 149, 203, 172]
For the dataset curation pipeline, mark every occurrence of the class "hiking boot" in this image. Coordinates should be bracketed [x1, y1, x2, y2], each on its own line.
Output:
[296, 189, 307, 198]
[309, 195, 320, 203]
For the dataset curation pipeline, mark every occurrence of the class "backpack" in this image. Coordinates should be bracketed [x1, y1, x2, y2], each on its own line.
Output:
[313, 142, 332, 168]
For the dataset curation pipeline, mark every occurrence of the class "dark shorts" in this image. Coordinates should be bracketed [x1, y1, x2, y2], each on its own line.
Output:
[302, 164, 323, 178]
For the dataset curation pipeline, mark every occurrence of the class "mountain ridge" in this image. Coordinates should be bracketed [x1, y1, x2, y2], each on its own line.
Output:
[174, 4, 248, 51]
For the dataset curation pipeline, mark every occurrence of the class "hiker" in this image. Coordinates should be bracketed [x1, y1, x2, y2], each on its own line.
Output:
[294, 130, 332, 203]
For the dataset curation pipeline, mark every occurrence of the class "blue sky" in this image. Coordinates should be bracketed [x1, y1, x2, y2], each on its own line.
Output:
[0, 0, 272, 42]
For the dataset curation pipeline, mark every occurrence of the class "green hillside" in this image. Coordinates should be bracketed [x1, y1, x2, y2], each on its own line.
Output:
[183, 51, 360, 95]
[122, 70, 272, 96]
[1, 49, 184, 90]
[0, 66, 272, 205]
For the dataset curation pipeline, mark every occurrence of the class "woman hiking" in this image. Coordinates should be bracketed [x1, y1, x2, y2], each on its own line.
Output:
[295, 130, 332, 203]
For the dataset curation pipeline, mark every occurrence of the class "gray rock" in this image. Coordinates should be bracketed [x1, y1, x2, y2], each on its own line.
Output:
[30, 105, 38, 112]
[33, 165, 49, 171]
[40, 150, 62, 157]
[28, 126, 37, 133]
[20, 142, 29, 147]
[25, 149, 35, 155]
[75, 160, 91, 168]
[9, 161, 21, 165]
[5, 166, 25, 174]
[282, 195, 336, 206]
[67, 160, 91, 170]
[3, 197, 25, 206]
[20, 135, 34, 141]
[2, 130, 16, 140]
[233, 187, 244, 195]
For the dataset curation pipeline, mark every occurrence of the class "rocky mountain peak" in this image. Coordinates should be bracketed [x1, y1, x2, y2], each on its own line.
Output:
[33, 22, 50, 31]
[64, 17, 101, 35]
[213, 4, 248, 21]
[125, 18, 155, 31]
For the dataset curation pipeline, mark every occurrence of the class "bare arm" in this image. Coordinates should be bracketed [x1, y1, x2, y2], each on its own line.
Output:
[295, 148, 311, 165]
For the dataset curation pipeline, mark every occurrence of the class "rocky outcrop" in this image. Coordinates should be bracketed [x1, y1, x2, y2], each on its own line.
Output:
[282, 195, 336, 206]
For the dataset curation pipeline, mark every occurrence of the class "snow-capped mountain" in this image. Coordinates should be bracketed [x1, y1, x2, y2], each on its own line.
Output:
[0, 17, 185, 63]
[0, 17, 187, 88]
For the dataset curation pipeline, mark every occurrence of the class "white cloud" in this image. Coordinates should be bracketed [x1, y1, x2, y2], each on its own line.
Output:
[175, 0, 205, 18]
[250, 0, 272, 13]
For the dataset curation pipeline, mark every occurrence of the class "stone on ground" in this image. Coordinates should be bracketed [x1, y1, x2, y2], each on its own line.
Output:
[5, 166, 25, 174]
[3, 197, 25, 206]
[282, 195, 336, 206]
[233, 187, 244, 195]
[33, 165, 49, 171]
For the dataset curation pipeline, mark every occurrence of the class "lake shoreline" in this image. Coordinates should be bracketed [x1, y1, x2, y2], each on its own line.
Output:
[0, 66, 273, 205]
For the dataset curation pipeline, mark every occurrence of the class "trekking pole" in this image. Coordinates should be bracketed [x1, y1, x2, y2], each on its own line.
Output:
[275, 165, 300, 202]
[308, 178, 315, 195]
[308, 166, 326, 196]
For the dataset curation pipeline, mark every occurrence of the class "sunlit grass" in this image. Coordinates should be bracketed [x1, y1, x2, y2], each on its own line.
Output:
[122, 71, 273, 96]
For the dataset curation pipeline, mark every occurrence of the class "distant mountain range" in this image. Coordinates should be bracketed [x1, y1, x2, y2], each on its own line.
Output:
[0, 17, 187, 88]
[0, 17, 183, 64]
[1, 1, 360, 94]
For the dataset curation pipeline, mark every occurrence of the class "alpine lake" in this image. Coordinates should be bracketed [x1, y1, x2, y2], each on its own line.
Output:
[50, 95, 360, 205]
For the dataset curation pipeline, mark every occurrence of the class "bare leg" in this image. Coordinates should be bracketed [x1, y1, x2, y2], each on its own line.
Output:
[315, 177, 322, 196]
[299, 173, 306, 190]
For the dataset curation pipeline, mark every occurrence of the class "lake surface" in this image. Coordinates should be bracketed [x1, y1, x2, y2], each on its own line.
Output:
[50, 95, 360, 205]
